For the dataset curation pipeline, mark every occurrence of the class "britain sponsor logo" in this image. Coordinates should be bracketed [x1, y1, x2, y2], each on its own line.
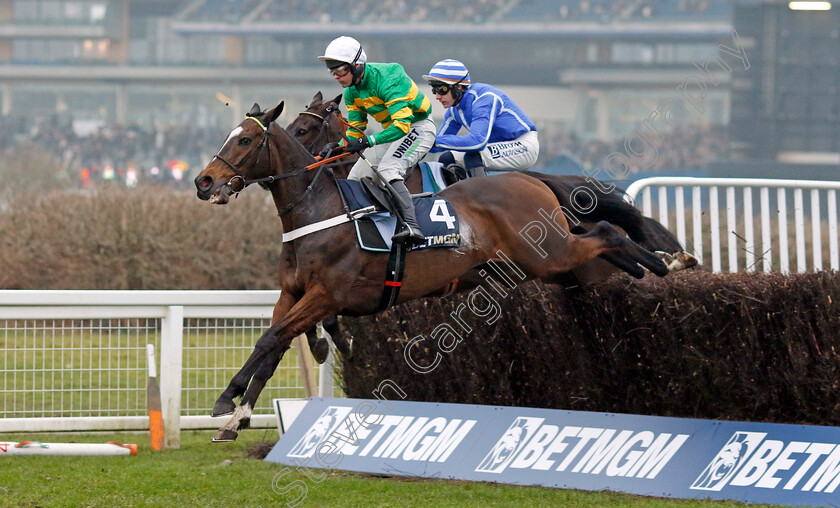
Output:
[475, 417, 689, 479]
[690, 431, 840, 493]
[286, 404, 476, 463]
[488, 141, 528, 160]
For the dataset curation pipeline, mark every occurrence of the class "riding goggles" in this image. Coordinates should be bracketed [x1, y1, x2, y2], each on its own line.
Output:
[431, 83, 453, 95]
[330, 64, 352, 77]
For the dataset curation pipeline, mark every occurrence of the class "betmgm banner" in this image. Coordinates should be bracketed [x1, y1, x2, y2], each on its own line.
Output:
[266, 397, 840, 505]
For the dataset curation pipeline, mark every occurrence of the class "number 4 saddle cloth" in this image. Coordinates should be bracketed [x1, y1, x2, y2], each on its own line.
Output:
[335, 178, 461, 252]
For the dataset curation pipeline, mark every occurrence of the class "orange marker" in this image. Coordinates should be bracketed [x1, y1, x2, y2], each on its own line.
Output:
[146, 344, 164, 451]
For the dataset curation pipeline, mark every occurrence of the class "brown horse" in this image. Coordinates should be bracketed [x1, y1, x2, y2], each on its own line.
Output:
[195, 101, 670, 441]
[288, 92, 695, 267]
[287, 92, 696, 361]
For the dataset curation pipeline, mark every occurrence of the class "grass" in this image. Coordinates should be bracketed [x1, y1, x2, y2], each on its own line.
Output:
[0, 430, 780, 507]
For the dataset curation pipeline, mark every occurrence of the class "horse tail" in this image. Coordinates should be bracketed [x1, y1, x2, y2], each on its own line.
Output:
[522, 171, 684, 253]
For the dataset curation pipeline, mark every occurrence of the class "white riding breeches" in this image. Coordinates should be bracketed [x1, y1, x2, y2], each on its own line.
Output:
[428, 130, 540, 172]
[347, 117, 437, 183]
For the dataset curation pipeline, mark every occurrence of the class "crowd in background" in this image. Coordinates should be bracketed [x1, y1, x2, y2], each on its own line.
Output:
[0, 114, 726, 189]
[202, 0, 729, 25]
[0, 114, 226, 188]
[535, 123, 728, 174]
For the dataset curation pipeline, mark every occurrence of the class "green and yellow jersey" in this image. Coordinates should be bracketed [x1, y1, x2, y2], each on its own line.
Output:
[342, 62, 432, 146]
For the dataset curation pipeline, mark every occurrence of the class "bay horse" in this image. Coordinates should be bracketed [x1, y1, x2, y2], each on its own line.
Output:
[195, 101, 670, 442]
[287, 92, 696, 362]
[288, 92, 695, 266]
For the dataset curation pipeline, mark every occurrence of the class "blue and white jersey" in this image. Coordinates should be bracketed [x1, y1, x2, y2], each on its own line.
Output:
[430, 82, 536, 153]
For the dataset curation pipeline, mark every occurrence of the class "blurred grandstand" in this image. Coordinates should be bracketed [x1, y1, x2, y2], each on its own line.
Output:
[0, 0, 797, 187]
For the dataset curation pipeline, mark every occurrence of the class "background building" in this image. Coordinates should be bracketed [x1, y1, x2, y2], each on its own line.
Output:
[2, 0, 833, 182]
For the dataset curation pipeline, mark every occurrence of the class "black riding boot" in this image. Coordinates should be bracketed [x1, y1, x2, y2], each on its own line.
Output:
[465, 151, 486, 177]
[389, 179, 426, 247]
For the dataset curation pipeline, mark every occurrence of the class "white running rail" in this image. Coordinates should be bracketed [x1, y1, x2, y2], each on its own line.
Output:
[0, 290, 333, 447]
[624, 177, 840, 274]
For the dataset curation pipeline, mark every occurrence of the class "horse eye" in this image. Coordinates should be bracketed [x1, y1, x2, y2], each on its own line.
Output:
[296, 128, 307, 136]
[240, 137, 252, 146]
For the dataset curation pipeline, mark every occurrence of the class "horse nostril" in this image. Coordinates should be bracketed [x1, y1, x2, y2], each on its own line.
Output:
[195, 175, 213, 193]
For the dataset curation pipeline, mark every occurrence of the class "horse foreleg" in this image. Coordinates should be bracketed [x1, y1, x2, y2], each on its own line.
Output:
[211, 321, 284, 417]
[212, 348, 283, 442]
[211, 291, 297, 417]
[212, 286, 334, 442]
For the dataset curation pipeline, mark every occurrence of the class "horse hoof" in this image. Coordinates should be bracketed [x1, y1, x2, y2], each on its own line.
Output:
[211, 429, 239, 442]
[657, 250, 699, 271]
[675, 251, 699, 270]
[211, 398, 236, 417]
[238, 417, 251, 431]
[310, 338, 329, 364]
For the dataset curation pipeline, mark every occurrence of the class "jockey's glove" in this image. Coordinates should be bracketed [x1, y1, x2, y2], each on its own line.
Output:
[318, 142, 340, 158]
[345, 136, 371, 154]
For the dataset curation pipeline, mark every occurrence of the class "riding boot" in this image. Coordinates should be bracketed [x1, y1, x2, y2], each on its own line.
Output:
[389, 179, 426, 247]
[465, 151, 486, 177]
[466, 164, 486, 178]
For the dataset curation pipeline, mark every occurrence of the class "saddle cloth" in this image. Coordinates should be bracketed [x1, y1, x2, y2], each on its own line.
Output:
[336, 179, 461, 252]
[419, 161, 449, 193]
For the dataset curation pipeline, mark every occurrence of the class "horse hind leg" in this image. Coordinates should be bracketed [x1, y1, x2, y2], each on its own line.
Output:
[304, 315, 352, 364]
[656, 250, 699, 271]
[306, 325, 330, 364]
[582, 221, 669, 278]
[323, 315, 354, 358]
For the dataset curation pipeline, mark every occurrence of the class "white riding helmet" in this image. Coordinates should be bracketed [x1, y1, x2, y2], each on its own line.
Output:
[318, 36, 367, 67]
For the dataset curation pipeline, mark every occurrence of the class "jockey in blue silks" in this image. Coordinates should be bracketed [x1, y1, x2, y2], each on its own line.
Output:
[422, 59, 539, 177]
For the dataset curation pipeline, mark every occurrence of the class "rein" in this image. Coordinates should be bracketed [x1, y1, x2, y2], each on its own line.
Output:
[213, 115, 353, 215]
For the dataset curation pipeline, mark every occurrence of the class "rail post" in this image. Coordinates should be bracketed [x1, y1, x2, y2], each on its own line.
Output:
[160, 305, 184, 449]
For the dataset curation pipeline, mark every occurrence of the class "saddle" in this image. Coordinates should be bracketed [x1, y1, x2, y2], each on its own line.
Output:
[335, 178, 461, 252]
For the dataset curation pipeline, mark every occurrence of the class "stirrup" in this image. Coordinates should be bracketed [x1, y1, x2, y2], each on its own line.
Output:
[392, 225, 426, 247]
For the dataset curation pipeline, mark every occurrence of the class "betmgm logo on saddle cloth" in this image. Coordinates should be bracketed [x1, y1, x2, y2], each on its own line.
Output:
[267, 398, 840, 505]
[336, 175, 460, 252]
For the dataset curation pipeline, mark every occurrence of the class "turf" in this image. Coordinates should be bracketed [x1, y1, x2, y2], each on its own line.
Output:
[0, 430, 780, 507]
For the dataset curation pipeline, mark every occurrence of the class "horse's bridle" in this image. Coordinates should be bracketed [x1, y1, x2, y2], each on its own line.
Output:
[211, 115, 351, 216]
[297, 106, 339, 154]
[212, 116, 275, 194]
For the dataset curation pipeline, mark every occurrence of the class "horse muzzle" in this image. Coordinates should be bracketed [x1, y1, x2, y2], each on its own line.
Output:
[195, 174, 215, 199]
[194, 174, 234, 204]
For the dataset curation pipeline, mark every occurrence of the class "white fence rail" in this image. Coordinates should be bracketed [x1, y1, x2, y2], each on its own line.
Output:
[0, 290, 331, 447]
[625, 177, 840, 274]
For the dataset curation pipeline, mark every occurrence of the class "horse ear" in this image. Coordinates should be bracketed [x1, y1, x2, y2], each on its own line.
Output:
[247, 103, 261, 117]
[310, 91, 323, 107]
[266, 101, 284, 124]
[332, 94, 343, 107]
